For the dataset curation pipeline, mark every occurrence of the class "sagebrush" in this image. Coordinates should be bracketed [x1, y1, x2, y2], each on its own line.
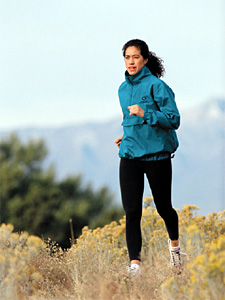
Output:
[0, 198, 224, 300]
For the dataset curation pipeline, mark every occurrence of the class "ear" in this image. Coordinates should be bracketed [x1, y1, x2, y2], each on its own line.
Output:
[144, 58, 148, 65]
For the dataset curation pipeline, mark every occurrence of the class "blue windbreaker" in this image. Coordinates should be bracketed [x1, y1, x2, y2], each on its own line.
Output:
[118, 66, 180, 160]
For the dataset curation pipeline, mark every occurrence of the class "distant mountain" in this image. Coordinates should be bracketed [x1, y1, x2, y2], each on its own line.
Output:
[173, 98, 224, 214]
[1, 99, 224, 215]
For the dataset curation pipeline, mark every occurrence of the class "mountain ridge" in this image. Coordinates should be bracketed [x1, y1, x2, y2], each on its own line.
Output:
[1, 99, 224, 215]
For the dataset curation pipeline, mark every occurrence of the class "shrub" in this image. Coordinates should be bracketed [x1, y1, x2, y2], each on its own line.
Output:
[0, 200, 224, 300]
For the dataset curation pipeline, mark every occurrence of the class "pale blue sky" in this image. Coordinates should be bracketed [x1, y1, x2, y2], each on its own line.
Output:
[0, 0, 224, 129]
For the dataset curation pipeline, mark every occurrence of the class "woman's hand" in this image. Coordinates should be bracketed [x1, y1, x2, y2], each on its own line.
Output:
[128, 105, 144, 118]
[114, 136, 123, 147]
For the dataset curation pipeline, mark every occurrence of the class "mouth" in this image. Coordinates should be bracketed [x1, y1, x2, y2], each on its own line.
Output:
[129, 66, 136, 72]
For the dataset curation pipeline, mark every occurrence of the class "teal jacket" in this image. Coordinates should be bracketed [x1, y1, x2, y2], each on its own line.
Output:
[118, 66, 180, 160]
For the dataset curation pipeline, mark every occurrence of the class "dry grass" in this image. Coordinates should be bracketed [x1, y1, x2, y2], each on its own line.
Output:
[0, 198, 224, 300]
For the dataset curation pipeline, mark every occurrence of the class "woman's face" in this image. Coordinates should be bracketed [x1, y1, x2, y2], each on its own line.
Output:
[124, 46, 148, 75]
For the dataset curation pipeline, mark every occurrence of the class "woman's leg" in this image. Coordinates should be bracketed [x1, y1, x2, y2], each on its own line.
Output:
[119, 158, 144, 262]
[144, 158, 179, 241]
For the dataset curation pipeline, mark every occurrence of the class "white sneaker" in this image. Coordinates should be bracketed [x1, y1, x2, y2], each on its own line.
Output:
[168, 240, 185, 274]
[126, 264, 141, 278]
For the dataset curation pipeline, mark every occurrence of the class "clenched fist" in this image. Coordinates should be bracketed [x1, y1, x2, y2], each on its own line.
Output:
[128, 105, 144, 118]
[114, 136, 123, 147]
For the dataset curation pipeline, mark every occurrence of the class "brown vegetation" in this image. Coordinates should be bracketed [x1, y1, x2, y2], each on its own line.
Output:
[0, 199, 224, 300]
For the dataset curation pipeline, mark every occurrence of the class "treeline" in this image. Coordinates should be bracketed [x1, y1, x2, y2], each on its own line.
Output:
[0, 134, 123, 248]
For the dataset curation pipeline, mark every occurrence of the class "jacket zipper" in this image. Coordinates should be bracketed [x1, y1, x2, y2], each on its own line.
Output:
[129, 84, 133, 106]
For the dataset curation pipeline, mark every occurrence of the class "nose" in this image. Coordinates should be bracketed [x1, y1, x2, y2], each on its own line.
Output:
[129, 57, 135, 64]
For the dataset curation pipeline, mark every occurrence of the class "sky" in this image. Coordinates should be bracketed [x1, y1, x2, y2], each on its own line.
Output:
[0, 0, 224, 129]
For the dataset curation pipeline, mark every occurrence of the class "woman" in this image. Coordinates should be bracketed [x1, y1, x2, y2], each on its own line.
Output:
[115, 39, 182, 276]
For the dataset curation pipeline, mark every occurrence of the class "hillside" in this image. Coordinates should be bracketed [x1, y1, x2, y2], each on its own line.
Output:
[0, 99, 224, 215]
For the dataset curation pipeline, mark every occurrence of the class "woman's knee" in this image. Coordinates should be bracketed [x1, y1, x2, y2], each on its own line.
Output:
[125, 209, 142, 223]
[156, 205, 177, 220]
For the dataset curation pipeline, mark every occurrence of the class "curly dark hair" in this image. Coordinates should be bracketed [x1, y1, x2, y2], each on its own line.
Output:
[122, 39, 165, 78]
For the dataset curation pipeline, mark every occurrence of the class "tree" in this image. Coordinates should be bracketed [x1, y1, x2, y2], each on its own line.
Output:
[0, 134, 48, 222]
[0, 134, 123, 248]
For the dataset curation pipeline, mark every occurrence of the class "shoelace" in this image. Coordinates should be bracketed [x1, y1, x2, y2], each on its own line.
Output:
[170, 250, 181, 266]
[126, 265, 141, 278]
[170, 250, 187, 266]
[126, 265, 139, 272]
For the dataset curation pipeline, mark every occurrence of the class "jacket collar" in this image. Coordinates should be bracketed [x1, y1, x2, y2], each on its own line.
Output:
[125, 66, 152, 85]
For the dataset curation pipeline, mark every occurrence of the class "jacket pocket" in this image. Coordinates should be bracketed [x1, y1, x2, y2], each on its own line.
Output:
[121, 115, 146, 127]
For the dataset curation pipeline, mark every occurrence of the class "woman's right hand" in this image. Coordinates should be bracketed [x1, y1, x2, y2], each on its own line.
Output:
[114, 136, 123, 147]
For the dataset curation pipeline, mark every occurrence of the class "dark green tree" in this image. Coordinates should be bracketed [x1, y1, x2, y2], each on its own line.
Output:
[0, 134, 123, 248]
[0, 134, 48, 222]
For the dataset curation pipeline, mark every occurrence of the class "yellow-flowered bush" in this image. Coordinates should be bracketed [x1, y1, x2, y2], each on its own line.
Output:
[0, 200, 224, 300]
[0, 224, 72, 300]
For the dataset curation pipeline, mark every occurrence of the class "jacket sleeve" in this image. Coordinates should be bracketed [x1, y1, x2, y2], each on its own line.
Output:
[143, 81, 180, 130]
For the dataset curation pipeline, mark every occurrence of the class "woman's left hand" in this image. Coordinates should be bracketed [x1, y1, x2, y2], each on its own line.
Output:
[128, 105, 144, 118]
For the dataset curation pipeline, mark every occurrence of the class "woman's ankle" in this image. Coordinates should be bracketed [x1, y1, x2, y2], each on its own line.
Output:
[130, 260, 141, 266]
[170, 239, 179, 247]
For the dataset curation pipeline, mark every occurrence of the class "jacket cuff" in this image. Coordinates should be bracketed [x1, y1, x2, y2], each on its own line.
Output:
[144, 106, 158, 124]
[143, 111, 152, 124]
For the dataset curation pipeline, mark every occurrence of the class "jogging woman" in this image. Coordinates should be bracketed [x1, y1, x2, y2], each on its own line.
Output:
[115, 39, 183, 275]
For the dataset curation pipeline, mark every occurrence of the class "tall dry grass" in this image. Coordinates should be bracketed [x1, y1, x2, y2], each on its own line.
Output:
[0, 198, 224, 300]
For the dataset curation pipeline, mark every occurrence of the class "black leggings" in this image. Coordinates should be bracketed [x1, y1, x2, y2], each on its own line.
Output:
[119, 157, 179, 262]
